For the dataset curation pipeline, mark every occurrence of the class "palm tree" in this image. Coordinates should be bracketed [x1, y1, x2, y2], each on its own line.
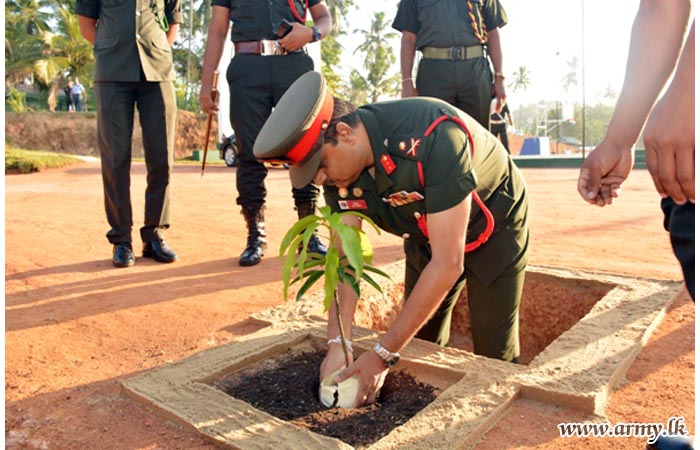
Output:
[509, 66, 531, 93]
[345, 11, 400, 103]
[562, 56, 579, 92]
[326, 0, 354, 37]
[5, 0, 50, 85]
[33, 6, 94, 110]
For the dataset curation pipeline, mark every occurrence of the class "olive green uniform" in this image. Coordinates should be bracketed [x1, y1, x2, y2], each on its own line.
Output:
[324, 97, 529, 362]
[76, 0, 182, 244]
[392, 0, 508, 129]
[210, 0, 321, 208]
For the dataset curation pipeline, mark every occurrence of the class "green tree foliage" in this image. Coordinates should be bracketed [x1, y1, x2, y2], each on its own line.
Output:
[175, 0, 211, 108]
[6, 1, 94, 111]
[509, 66, 531, 93]
[560, 103, 614, 147]
[326, 0, 353, 37]
[5, 0, 50, 84]
[34, 7, 95, 109]
[341, 11, 399, 103]
[317, 0, 354, 99]
[562, 56, 579, 92]
[321, 34, 344, 94]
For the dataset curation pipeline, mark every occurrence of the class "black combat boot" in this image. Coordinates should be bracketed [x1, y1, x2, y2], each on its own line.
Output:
[240, 204, 267, 266]
[296, 202, 327, 256]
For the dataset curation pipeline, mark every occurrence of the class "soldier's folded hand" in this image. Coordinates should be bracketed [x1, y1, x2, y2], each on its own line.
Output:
[199, 88, 219, 115]
[279, 22, 311, 52]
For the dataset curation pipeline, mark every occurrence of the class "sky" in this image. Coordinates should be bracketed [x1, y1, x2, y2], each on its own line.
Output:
[336, 0, 645, 108]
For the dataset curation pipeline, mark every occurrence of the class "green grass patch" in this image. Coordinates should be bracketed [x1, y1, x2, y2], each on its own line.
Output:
[5, 145, 83, 174]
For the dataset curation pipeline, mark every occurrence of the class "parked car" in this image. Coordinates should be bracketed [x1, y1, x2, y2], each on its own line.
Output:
[219, 133, 289, 169]
[220, 134, 239, 167]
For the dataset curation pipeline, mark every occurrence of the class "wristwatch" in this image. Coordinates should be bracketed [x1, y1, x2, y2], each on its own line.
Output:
[311, 26, 322, 42]
[373, 342, 400, 367]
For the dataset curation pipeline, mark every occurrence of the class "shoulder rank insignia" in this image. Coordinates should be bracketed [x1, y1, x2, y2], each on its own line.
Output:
[404, 137, 421, 157]
[380, 154, 396, 175]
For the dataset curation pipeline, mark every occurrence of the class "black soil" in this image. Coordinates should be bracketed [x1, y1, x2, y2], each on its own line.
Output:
[216, 349, 437, 448]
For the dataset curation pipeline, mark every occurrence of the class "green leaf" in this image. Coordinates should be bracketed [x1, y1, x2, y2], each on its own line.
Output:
[290, 268, 324, 285]
[279, 215, 320, 257]
[360, 272, 384, 294]
[363, 265, 391, 280]
[343, 210, 383, 234]
[318, 205, 333, 219]
[297, 224, 317, 264]
[281, 234, 304, 299]
[335, 223, 364, 282]
[296, 271, 324, 301]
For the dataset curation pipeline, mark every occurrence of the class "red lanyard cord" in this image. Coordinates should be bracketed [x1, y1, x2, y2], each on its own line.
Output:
[287, 0, 308, 22]
[415, 115, 495, 253]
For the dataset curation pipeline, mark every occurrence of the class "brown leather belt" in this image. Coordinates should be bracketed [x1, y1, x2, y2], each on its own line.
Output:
[234, 40, 305, 56]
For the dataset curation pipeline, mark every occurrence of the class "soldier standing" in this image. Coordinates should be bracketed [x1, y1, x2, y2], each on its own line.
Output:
[76, 0, 182, 267]
[199, 0, 332, 267]
[392, 0, 508, 130]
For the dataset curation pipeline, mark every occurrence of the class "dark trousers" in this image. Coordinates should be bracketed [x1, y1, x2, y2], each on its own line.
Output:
[73, 94, 83, 112]
[416, 57, 493, 130]
[661, 198, 695, 300]
[403, 239, 525, 362]
[227, 53, 319, 208]
[490, 122, 510, 153]
[94, 80, 176, 244]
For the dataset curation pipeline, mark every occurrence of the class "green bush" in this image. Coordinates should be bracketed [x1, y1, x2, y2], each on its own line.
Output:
[5, 145, 83, 173]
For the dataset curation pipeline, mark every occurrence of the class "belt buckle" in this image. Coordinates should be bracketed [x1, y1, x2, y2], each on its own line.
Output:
[451, 46, 464, 61]
[273, 41, 288, 55]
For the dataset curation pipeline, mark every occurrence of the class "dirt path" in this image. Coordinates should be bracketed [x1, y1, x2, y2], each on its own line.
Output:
[5, 162, 693, 449]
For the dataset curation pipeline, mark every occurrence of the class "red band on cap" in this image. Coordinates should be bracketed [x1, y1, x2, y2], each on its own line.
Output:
[286, 93, 334, 165]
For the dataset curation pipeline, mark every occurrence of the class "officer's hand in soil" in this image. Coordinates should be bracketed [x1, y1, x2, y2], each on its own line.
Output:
[199, 87, 219, 115]
[320, 342, 354, 381]
[335, 350, 388, 407]
[578, 140, 633, 207]
[279, 22, 313, 52]
[642, 84, 695, 205]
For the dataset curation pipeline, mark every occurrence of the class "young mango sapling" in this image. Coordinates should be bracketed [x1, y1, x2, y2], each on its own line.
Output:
[279, 206, 390, 408]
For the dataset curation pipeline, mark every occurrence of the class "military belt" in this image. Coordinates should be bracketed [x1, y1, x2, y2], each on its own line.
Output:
[421, 45, 486, 61]
[234, 40, 306, 56]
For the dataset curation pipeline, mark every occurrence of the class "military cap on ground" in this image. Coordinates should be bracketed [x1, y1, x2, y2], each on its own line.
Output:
[253, 71, 334, 189]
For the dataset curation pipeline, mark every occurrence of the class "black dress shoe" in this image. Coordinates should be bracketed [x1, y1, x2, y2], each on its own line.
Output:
[296, 233, 327, 256]
[113, 242, 135, 268]
[142, 239, 178, 263]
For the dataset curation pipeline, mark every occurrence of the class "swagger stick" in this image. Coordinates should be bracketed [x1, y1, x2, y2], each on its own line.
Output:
[201, 70, 220, 177]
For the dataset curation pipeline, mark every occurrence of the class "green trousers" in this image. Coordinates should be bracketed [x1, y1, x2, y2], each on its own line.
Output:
[416, 56, 493, 130]
[94, 79, 176, 244]
[403, 239, 525, 363]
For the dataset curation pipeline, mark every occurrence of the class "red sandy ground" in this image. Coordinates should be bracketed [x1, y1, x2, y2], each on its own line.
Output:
[4, 163, 694, 449]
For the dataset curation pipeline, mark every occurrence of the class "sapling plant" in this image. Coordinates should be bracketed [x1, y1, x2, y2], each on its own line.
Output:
[279, 205, 390, 407]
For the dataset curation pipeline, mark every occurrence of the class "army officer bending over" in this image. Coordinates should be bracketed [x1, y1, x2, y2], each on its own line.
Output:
[254, 72, 529, 407]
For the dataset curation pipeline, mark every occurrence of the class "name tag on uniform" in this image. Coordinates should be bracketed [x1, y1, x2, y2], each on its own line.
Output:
[382, 190, 424, 207]
[339, 199, 368, 210]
